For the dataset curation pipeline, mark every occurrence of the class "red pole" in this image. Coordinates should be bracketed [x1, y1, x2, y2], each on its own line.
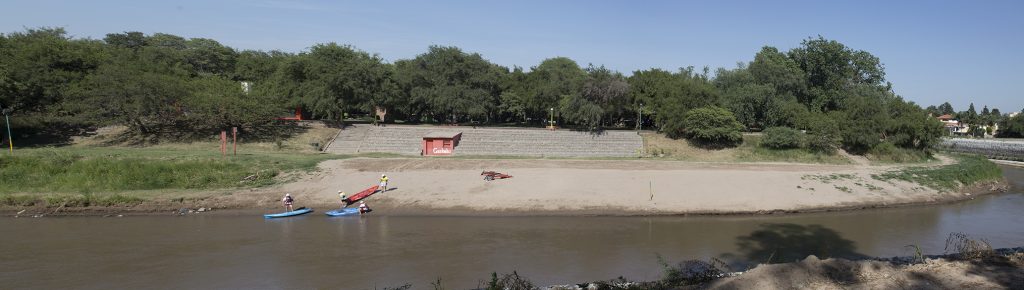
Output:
[232, 127, 238, 156]
[220, 131, 227, 158]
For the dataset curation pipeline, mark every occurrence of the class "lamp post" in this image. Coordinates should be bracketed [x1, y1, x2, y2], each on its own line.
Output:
[549, 107, 554, 129]
[2, 107, 11, 154]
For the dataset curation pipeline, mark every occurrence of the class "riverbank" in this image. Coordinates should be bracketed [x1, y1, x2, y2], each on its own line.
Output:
[537, 248, 1024, 290]
[2, 154, 1008, 217]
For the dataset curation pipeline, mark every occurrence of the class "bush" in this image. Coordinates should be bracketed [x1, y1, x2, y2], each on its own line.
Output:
[680, 106, 744, 148]
[803, 112, 841, 154]
[760, 127, 804, 149]
[867, 142, 932, 163]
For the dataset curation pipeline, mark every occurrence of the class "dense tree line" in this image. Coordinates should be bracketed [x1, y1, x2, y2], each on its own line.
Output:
[1, 28, 951, 153]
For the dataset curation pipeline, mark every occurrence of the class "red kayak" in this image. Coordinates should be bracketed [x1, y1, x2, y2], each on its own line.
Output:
[344, 185, 380, 205]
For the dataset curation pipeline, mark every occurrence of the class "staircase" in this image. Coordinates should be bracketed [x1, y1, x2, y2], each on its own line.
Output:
[323, 125, 643, 157]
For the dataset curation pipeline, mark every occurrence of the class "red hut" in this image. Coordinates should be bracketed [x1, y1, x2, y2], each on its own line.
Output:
[422, 131, 462, 156]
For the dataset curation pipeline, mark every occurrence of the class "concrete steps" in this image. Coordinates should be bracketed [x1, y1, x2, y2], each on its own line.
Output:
[324, 125, 643, 157]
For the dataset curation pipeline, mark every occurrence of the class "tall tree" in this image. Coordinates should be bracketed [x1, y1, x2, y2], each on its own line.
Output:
[394, 45, 505, 123]
[788, 36, 886, 112]
[523, 57, 586, 121]
[268, 43, 394, 122]
[559, 65, 629, 129]
[748, 46, 805, 96]
[938, 102, 955, 115]
[1, 28, 107, 123]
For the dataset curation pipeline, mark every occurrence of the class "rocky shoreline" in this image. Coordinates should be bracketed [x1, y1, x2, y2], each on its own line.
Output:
[539, 248, 1024, 290]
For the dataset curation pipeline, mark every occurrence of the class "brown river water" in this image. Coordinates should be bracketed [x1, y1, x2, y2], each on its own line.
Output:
[2, 166, 1023, 289]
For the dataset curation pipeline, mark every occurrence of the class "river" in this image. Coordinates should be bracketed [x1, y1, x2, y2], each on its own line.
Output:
[2, 166, 1023, 289]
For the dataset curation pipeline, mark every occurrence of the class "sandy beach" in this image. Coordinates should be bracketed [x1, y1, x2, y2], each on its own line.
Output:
[237, 156, 1008, 215]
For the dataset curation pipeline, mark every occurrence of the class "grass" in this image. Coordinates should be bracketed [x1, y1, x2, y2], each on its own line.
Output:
[642, 133, 852, 164]
[0, 145, 346, 199]
[866, 143, 937, 164]
[871, 155, 1003, 192]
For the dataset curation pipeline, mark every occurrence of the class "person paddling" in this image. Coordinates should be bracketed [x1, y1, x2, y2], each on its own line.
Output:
[338, 190, 349, 208]
[282, 193, 294, 212]
[358, 201, 372, 215]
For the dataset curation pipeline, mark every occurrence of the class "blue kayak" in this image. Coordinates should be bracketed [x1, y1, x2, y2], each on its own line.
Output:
[325, 208, 360, 217]
[264, 207, 313, 219]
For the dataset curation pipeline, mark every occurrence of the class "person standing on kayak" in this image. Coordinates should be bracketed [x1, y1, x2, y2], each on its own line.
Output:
[282, 193, 294, 212]
[338, 190, 349, 208]
[379, 174, 389, 191]
[358, 201, 372, 215]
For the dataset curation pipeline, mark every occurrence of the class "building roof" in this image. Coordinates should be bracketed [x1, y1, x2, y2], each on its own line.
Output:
[423, 131, 462, 139]
[937, 114, 954, 121]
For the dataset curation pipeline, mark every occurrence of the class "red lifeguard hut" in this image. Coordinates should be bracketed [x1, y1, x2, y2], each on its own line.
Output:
[422, 131, 462, 156]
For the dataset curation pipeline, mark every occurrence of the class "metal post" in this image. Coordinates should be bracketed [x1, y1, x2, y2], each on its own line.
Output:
[232, 127, 238, 156]
[3, 108, 11, 154]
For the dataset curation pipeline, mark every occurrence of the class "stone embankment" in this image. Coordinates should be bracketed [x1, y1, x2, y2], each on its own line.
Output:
[324, 124, 643, 157]
[938, 138, 1024, 161]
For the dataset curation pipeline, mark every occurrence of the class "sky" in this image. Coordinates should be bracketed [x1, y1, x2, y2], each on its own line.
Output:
[2, 0, 1021, 113]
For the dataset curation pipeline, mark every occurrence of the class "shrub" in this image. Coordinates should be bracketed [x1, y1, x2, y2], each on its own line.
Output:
[680, 106, 744, 148]
[760, 127, 804, 149]
[867, 142, 932, 163]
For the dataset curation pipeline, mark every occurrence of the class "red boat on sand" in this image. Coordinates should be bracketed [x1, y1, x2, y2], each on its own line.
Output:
[344, 185, 380, 205]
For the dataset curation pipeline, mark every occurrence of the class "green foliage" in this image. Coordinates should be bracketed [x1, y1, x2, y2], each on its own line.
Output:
[522, 57, 586, 120]
[679, 106, 743, 148]
[938, 102, 955, 115]
[837, 93, 886, 154]
[394, 46, 505, 123]
[788, 36, 886, 112]
[0, 148, 340, 194]
[269, 43, 395, 121]
[867, 142, 933, 163]
[760, 127, 804, 149]
[0, 27, 955, 156]
[997, 114, 1024, 138]
[0, 27, 108, 129]
[638, 68, 718, 134]
[871, 155, 1002, 191]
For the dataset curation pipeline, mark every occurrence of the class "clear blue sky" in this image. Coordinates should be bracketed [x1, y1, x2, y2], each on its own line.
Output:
[2, 0, 1021, 113]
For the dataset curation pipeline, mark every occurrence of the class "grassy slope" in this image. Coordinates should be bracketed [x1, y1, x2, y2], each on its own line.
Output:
[0, 126, 349, 207]
[642, 133, 852, 164]
[871, 155, 1004, 192]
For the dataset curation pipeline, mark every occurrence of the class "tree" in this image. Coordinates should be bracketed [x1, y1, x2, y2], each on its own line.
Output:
[103, 31, 147, 49]
[997, 114, 1024, 138]
[562, 65, 629, 129]
[234, 50, 292, 82]
[884, 98, 943, 150]
[679, 106, 744, 148]
[788, 36, 886, 112]
[960, 103, 978, 126]
[394, 45, 505, 123]
[268, 43, 394, 122]
[0, 28, 107, 126]
[73, 48, 190, 135]
[938, 102, 955, 115]
[523, 57, 586, 122]
[748, 46, 805, 96]
[838, 93, 887, 154]
[184, 75, 279, 134]
[761, 127, 804, 149]
[184, 38, 236, 76]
